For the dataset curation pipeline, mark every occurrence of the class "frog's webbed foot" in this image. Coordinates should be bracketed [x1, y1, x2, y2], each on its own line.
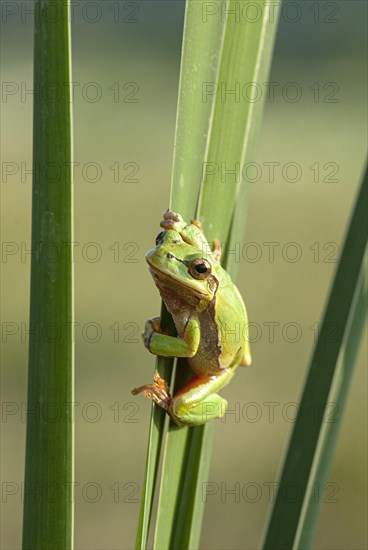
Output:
[131, 372, 171, 411]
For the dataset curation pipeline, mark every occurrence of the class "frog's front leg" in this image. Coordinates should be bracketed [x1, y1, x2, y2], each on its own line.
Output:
[143, 315, 200, 358]
[132, 316, 201, 409]
[170, 368, 236, 426]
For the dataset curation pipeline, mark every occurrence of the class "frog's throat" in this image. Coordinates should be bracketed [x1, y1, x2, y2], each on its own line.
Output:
[148, 269, 213, 315]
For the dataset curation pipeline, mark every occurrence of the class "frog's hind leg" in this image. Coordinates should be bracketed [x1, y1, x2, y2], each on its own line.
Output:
[170, 368, 236, 427]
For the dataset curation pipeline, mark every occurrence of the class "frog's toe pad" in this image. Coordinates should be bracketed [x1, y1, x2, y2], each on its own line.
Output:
[160, 210, 185, 231]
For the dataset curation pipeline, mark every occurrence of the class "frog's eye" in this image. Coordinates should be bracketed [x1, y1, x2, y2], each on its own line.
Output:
[189, 258, 212, 280]
[155, 231, 167, 246]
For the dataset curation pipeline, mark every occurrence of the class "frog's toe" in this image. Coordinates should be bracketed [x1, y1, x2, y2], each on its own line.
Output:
[211, 238, 222, 261]
[131, 372, 171, 410]
[191, 218, 204, 233]
[142, 317, 161, 349]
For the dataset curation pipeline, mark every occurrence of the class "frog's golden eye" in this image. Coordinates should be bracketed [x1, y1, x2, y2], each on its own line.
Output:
[155, 231, 167, 246]
[189, 258, 212, 280]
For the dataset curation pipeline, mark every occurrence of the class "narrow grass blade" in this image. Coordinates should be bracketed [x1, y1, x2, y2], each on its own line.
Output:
[154, 1, 280, 548]
[197, 1, 280, 244]
[22, 1, 74, 548]
[135, 304, 174, 550]
[154, 394, 192, 549]
[134, 359, 171, 550]
[153, 364, 215, 550]
[169, 421, 215, 550]
[295, 257, 367, 549]
[170, 0, 226, 222]
[262, 167, 368, 550]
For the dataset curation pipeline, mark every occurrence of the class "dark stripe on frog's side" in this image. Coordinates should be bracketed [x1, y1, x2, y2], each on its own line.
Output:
[188, 297, 222, 376]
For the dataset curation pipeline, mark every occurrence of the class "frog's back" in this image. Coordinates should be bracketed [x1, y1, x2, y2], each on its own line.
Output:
[215, 273, 249, 368]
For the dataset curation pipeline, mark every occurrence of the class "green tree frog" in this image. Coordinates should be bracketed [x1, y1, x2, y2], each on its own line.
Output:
[132, 211, 251, 426]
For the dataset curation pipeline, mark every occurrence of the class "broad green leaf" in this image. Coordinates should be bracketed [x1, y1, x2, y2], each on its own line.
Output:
[23, 1, 74, 549]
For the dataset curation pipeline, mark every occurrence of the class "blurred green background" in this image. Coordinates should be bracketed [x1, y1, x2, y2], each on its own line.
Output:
[1, 1, 367, 548]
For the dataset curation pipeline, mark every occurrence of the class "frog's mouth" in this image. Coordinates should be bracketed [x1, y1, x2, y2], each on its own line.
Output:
[147, 262, 209, 300]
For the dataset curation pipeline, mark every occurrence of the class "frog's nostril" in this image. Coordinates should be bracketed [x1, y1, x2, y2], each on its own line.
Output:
[167, 253, 174, 259]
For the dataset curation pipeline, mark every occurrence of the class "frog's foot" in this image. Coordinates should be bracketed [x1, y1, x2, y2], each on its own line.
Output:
[142, 316, 162, 349]
[211, 238, 222, 261]
[160, 210, 186, 232]
[131, 372, 171, 411]
[191, 218, 204, 233]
